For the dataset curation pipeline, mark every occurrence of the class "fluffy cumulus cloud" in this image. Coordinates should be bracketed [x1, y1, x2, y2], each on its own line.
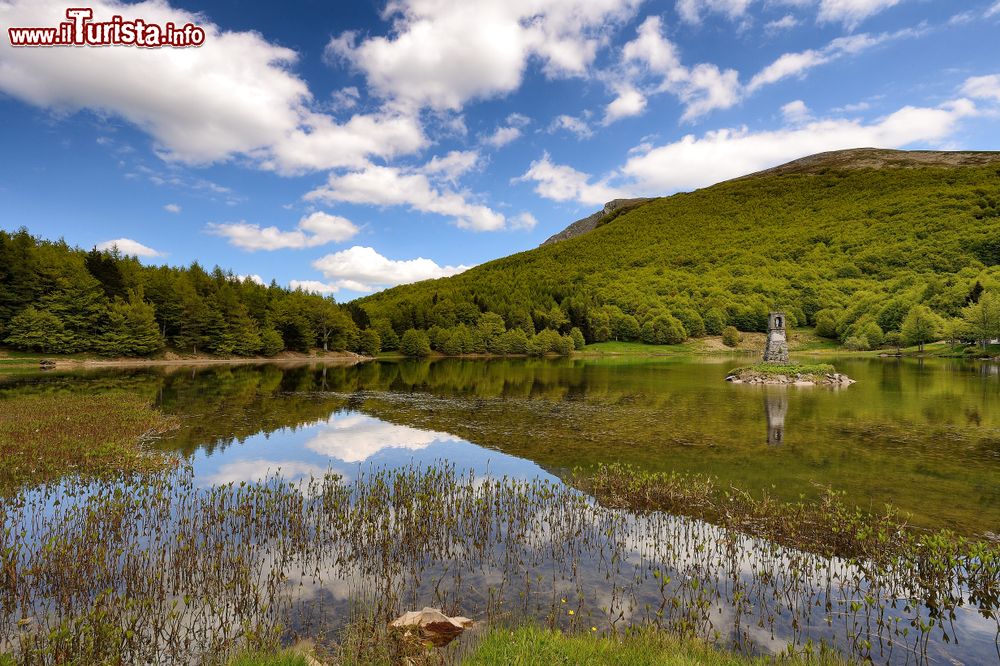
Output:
[484, 126, 522, 148]
[604, 86, 648, 124]
[289, 280, 340, 293]
[962, 74, 1000, 103]
[515, 152, 626, 205]
[0, 0, 426, 172]
[421, 150, 480, 182]
[615, 16, 741, 122]
[207, 212, 359, 251]
[96, 237, 163, 257]
[305, 413, 462, 463]
[781, 99, 812, 123]
[524, 97, 977, 204]
[620, 99, 977, 193]
[548, 114, 593, 138]
[305, 163, 508, 231]
[326, 0, 641, 111]
[311, 246, 471, 292]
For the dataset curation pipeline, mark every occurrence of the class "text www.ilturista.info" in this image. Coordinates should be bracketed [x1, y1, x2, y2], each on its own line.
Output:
[8, 8, 205, 48]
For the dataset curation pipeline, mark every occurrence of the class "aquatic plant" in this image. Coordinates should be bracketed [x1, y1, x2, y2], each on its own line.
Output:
[1, 464, 998, 664]
[0, 391, 178, 494]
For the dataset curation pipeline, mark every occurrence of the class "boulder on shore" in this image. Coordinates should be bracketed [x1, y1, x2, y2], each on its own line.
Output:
[389, 607, 474, 647]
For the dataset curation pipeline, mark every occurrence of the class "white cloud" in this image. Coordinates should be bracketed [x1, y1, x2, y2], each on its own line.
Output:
[422, 150, 480, 182]
[515, 152, 625, 205]
[330, 86, 360, 110]
[675, 0, 753, 24]
[617, 16, 741, 121]
[511, 212, 539, 230]
[524, 97, 977, 204]
[163, 203, 181, 214]
[781, 100, 812, 123]
[305, 164, 506, 231]
[485, 125, 522, 148]
[0, 1, 426, 173]
[765, 14, 799, 30]
[621, 99, 977, 193]
[549, 114, 594, 138]
[237, 274, 265, 285]
[305, 413, 461, 463]
[207, 212, 359, 251]
[748, 49, 829, 92]
[962, 74, 1000, 103]
[817, 0, 900, 27]
[289, 280, 339, 294]
[747, 28, 915, 93]
[987, 1, 1000, 18]
[604, 86, 648, 124]
[96, 237, 163, 258]
[311, 246, 471, 293]
[326, 0, 640, 111]
[203, 459, 328, 485]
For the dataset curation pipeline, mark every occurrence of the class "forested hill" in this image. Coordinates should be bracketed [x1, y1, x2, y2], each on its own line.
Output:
[0, 231, 374, 357]
[357, 149, 1000, 349]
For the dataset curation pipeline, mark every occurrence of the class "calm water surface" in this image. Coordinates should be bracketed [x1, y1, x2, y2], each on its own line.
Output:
[4, 355, 1000, 664]
[8, 355, 995, 531]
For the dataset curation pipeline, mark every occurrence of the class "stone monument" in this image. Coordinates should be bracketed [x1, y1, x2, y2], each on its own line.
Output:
[763, 312, 789, 363]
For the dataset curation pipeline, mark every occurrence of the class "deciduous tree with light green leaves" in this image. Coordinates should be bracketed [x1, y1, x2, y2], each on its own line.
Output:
[962, 292, 1000, 349]
[901, 304, 944, 353]
[399, 329, 431, 357]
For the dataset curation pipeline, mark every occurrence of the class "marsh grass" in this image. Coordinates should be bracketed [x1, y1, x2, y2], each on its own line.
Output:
[2, 464, 999, 664]
[0, 391, 179, 493]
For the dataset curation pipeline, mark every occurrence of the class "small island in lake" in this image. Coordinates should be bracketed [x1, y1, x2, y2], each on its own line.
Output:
[726, 312, 855, 386]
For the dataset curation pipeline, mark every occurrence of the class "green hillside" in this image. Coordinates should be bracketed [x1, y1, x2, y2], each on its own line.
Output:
[358, 149, 1000, 350]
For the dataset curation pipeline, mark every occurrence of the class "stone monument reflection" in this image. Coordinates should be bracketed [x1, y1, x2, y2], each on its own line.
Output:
[763, 390, 788, 445]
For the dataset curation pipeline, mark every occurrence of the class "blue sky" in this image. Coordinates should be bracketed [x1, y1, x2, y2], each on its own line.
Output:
[1, 0, 998, 300]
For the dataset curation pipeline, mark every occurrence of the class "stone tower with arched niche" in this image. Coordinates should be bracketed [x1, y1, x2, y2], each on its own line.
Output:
[763, 312, 789, 363]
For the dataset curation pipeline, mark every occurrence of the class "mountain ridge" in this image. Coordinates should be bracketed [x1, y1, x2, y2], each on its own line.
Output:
[357, 147, 1000, 350]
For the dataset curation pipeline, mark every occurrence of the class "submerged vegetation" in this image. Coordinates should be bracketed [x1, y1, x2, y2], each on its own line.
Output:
[0, 390, 177, 494]
[1, 464, 998, 664]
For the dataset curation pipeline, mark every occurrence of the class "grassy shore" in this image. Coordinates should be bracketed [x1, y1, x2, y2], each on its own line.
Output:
[465, 627, 845, 666]
[0, 391, 179, 493]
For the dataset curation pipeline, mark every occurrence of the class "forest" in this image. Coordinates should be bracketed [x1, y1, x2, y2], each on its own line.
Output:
[357, 159, 1000, 351]
[3, 158, 1000, 359]
[0, 228, 580, 358]
[0, 228, 369, 358]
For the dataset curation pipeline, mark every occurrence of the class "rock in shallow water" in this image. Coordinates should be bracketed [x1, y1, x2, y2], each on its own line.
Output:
[389, 607, 474, 646]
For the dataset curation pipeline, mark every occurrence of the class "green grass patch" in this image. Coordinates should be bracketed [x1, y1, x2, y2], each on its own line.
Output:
[0, 391, 179, 493]
[463, 626, 844, 665]
[581, 340, 695, 355]
[729, 362, 836, 378]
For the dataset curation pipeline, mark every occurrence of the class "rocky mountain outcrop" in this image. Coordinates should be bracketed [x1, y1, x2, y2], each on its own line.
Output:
[541, 197, 655, 246]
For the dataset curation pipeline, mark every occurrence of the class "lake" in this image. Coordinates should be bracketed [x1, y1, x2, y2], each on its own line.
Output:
[6, 354, 998, 533]
[3, 355, 1000, 664]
